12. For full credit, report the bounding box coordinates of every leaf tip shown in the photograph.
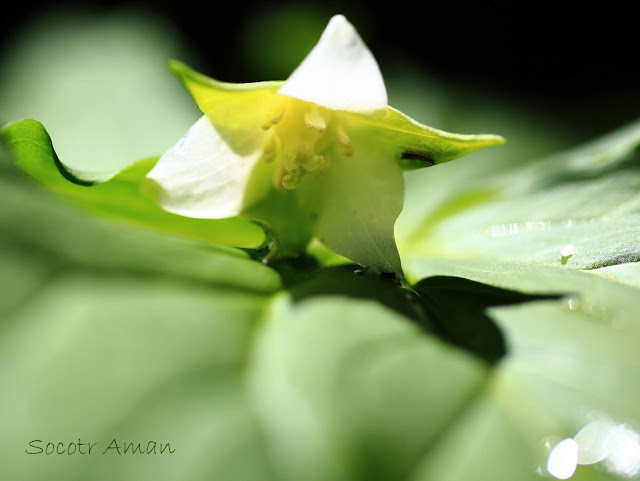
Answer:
[488,134,507,146]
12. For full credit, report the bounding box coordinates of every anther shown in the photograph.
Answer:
[302,154,325,172]
[282,151,299,171]
[261,104,286,130]
[336,125,353,156]
[261,135,278,162]
[304,108,326,132]
[281,167,303,190]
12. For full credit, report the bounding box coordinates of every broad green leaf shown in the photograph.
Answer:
[410,392,540,481]
[248,295,488,481]
[4,132,638,481]
[398,115,640,479]
[281,263,555,364]
[406,258,640,425]
[400,119,640,270]
[404,258,640,317]
[2,14,639,481]
[0,141,280,481]
[588,261,640,287]
[1,120,266,249]
[0,278,276,481]
[0,147,280,295]
[404,259,640,481]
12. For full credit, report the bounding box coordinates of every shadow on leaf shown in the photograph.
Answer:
[273,260,561,364]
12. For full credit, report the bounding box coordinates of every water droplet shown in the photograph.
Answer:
[575,419,614,465]
[543,418,640,478]
[604,425,640,477]
[487,216,613,238]
[567,296,580,311]
[547,438,579,479]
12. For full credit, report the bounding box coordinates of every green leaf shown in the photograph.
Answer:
[3,137,638,480]
[1,119,266,249]
[396,119,640,480]
[0,148,488,480]
[0,145,280,295]
[412,276,557,364]
[588,261,640,286]
[248,294,488,481]
[400,119,640,270]
[0,142,281,480]
[402,262,640,481]
[2,16,638,481]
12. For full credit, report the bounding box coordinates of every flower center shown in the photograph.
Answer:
[260,97,353,190]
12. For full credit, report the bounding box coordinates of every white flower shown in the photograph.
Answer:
[146,15,503,273]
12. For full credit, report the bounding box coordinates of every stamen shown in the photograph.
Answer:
[304,108,326,132]
[282,151,299,171]
[272,161,285,190]
[281,167,303,190]
[261,103,286,130]
[336,125,353,156]
[302,154,325,172]
[261,135,278,162]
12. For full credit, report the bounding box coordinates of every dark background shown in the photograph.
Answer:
[1,0,638,137]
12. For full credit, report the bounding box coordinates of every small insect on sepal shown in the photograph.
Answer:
[398,150,436,170]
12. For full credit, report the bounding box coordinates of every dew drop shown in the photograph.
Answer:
[547,438,579,479]
[604,425,640,477]
[575,419,614,465]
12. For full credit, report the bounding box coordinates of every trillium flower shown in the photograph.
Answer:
[146,14,504,274]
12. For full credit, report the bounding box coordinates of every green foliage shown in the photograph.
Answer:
[3,116,640,481]
[1,119,265,249]
[1,12,639,481]
[400,119,640,272]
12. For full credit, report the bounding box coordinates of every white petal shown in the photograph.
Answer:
[547,438,579,479]
[146,116,260,219]
[278,14,387,113]
[295,121,403,273]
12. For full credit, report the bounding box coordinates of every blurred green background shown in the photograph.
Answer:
[2,3,640,481]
